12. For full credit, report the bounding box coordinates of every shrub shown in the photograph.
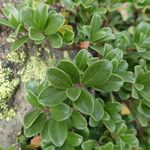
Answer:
[23,48,149,150]
[0,0,150,149]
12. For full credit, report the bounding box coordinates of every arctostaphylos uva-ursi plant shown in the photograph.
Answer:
[22,48,146,150]
[0,1,74,51]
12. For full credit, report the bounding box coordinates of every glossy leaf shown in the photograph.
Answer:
[82,60,112,87]
[75,49,89,71]
[57,60,80,83]
[48,33,62,48]
[70,111,87,130]
[23,110,41,128]
[29,27,45,41]
[49,119,68,147]
[67,132,83,147]
[38,86,67,106]
[46,68,73,89]
[51,103,72,121]
[44,14,64,35]
[66,87,81,101]
[92,99,104,121]
[81,140,96,150]
[74,88,94,115]
[24,113,46,137]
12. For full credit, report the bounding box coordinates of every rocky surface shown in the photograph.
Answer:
[0,84,32,149]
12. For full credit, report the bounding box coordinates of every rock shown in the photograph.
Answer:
[0,83,32,149]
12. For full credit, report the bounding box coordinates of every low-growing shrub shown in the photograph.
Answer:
[0,0,150,149]
[23,48,150,150]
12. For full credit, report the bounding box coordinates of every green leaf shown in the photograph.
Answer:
[75,49,90,71]
[38,86,67,106]
[46,68,73,89]
[34,3,49,30]
[49,119,68,147]
[0,146,3,150]
[41,120,51,142]
[66,87,81,101]
[82,60,112,87]
[104,119,116,132]
[60,142,75,150]
[119,71,135,83]
[7,144,16,150]
[27,90,43,108]
[57,60,80,83]
[74,88,94,115]
[105,48,123,62]
[89,117,100,127]
[29,27,45,41]
[120,134,139,146]
[95,142,114,150]
[10,36,29,51]
[92,99,104,121]
[70,111,87,130]
[48,33,62,48]
[24,113,46,137]
[81,140,96,150]
[3,5,20,28]
[0,18,13,27]
[94,74,124,92]
[90,14,102,41]
[51,103,72,121]
[82,0,94,8]
[138,102,150,116]
[23,110,41,128]
[115,123,127,135]
[43,146,55,150]
[102,111,110,121]
[67,132,83,147]
[136,112,148,127]
[63,29,74,43]
[137,72,150,102]
[44,14,64,35]
[91,30,106,42]
[105,102,121,114]
[21,6,34,26]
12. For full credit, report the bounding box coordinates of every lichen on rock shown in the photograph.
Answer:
[0,61,19,120]
[0,49,27,120]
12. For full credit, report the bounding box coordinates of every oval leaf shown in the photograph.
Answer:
[48,33,62,48]
[46,68,73,89]
[75,49,90,71]
[81,140,96,150]
[70,111,87,130]
[44,14,65,35]
[74,88,94,115]
[67,132,83,147]
[38,86,67,106]
[82,60,113,87]
[49,119,68,147]
[29,27,45,41]
[92,99,104,121]
[94,74,124,92]
[51,103,72,121]
[23,110,41,128]
[57,60,80,83]
[66,87,81,101]
[24,113,46,138]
